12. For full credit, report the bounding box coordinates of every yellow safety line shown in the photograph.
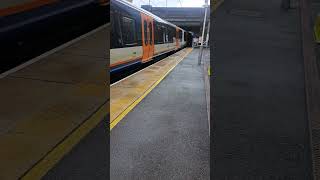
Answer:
[21,102,108,180]
[110,48,193,130]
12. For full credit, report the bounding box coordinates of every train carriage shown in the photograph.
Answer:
[111,0,190,74]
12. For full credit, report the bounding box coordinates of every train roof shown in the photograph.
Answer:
[116,0,184,31]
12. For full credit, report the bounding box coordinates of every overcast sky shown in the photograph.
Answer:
[132,0,210,7]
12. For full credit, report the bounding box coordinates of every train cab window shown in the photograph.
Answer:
[148,22,152,45]
[144,20,148,45]
[179,30,182,40]
[121,16,136,45]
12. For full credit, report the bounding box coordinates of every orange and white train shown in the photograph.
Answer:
[111,0,192,73]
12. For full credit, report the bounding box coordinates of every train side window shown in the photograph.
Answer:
[163,27,167,43]
[111,10,116,48]
[144,20,148,45]
[121,16,136,46]
[168,27,174,43]
[166,26,170,43]
[149,22,152,45]
[155,23,165,44]
[155,24,159,43]
[111,10,123,48]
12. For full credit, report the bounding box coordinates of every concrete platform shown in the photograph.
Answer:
[0,24,108,180]
[212,0,313,179]
[110,48,210,179]
[110,48,192,128]
[43,118,109,180]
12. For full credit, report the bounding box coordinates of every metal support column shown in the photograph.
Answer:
[198,0,209,65]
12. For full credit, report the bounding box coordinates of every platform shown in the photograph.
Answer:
[110,48,210,179]
[0,24,108,180]
[110,48,192,128]
[212,0,313,179]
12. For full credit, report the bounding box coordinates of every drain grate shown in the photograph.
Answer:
[228,9,264,18]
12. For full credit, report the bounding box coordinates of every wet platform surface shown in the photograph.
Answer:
[212,0,313,179]
[0,25,108,179]
[110,49,210,179]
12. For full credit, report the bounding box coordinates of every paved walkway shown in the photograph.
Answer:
[43,119,109,180]
[110,49,210,179]
[212,0,313,178]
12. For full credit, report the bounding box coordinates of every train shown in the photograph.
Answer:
[110,0,193,74]
[0,0,109,73]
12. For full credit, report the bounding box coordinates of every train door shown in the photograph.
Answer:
[148,17,154,58]
[181,31,184,47]
[141,13,154,62]
[176,28,180,50]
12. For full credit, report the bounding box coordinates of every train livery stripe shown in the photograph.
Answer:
[110,43,184,71]
[111,45,143,68]
[111,61,141,73]
[0,0,59,17]
[110,56,142,68]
